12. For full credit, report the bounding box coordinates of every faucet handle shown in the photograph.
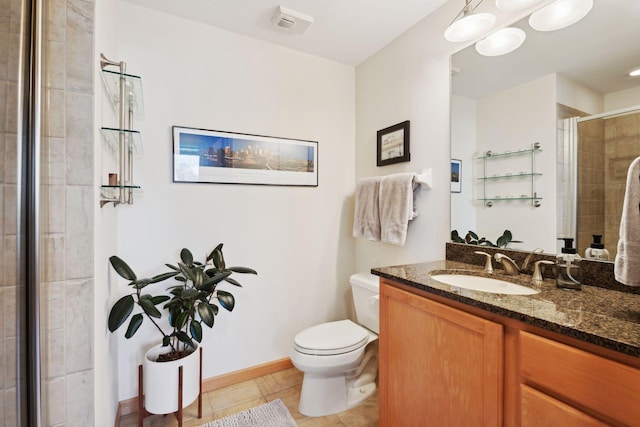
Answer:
[533,260,555,284]
[474,251,493,273]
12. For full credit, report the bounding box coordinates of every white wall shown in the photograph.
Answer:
[111,2,356,400]
[354,0,538,270]
[556,73,603,115]
[451,94,477,235]
[605,86,640,111]
[475,75,557,252]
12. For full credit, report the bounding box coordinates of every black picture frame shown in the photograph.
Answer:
[451,159,462,193]
[377,120,410,167]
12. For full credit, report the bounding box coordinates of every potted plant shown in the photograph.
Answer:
[108,243,257,415]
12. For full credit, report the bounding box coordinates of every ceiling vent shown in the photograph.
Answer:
[271,6,314,34]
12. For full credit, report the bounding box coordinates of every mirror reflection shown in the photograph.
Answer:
[450,0,640,260]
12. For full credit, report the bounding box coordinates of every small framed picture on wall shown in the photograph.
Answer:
[451,159,461,193]
[377,121,410,166]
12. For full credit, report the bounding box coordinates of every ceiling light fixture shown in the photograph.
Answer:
[444,0,496,43]
[495,0,545,13]
[629,68,640,78]
[475,27,526,56]
[529,0,593,32]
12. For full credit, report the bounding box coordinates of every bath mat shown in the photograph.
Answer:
[198,398,298,427]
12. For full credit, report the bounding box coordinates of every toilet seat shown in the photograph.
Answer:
[294,320,369,356]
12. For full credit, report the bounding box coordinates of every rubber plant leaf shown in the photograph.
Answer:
[198,302,215,327]
[178,262,198,285]
[209,244,225,269]
[190,320,203,343]
[150,295,170,306]
[108,294,135,332]
[125,313,143,338]
[228,266,258,275]
[175,311,190,331]
[223,277,243,287]
[150,271,178,284]
[180,248,194,266]
[109,256,137,281]
[175,331,194,348]
[217,290,235,312]
[203,271,232,287]
[139,297,161,318]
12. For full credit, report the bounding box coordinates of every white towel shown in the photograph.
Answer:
[379,173,418,246]
[615,156,640,286]
[353,177,382,241]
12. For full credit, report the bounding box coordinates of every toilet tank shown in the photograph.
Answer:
[350,273,380,333]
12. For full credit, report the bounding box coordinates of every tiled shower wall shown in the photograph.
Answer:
[1,0,95,425]
[576,118,605,257]
[41,0,95,425]
[2,0,20,423]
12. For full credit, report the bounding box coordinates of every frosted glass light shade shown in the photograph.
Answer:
[495,0,545,13]
[629,68,640,77]
[444,12,496,42]
[529,0,593,32]
[475,27,526,56]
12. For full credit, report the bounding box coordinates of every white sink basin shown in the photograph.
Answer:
[430,274,539,295]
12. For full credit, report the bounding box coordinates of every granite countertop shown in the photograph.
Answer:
[372,260,640,358]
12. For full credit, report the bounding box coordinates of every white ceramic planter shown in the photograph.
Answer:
[143,343,201,415]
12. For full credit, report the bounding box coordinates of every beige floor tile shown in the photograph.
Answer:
[206,379,263,411]
[336,393,378,426]
[210,397,267,420]
[255,367,304,396]
[264,383,306,420]
[297,414,348,427]
[120,368,378,427]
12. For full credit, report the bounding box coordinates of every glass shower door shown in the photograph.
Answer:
[2,0,38,425]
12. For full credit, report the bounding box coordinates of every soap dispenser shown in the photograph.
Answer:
[585,234,610,261]
[556,238,581,290]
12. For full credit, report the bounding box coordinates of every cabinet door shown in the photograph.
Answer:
[379,282,503,427]
[521,385,608,427]
[520,331,640,426]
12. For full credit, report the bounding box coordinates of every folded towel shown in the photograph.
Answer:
[379,173,418,246]
[353,177,382,241]
[615,156,640,286]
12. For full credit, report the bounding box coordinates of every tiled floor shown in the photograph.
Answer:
[119,367,378,426]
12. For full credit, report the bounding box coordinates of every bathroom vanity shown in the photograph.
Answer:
[373,259,640,427]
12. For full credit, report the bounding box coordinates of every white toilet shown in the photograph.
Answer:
[291,272,379,417]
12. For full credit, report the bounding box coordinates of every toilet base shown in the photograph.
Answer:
[298,347,377,417]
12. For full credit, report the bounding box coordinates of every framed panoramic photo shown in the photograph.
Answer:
[451,159,461,193]
[377,120,410,166]
[172,126,318,187]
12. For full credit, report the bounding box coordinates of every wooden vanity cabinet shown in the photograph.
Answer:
[520,331,640,426]
[379,279,640,427]
[379,281,504,426]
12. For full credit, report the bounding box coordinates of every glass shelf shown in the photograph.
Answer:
[100,184,141,189]
[478,197,543,201]
[100,127,143,155]
[101,69,145,116]
[477,147,542,159]
[478,172,542,180]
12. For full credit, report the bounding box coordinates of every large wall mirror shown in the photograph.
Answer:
[450,0,640,261]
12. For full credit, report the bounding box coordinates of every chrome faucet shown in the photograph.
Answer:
[494,253,520,276]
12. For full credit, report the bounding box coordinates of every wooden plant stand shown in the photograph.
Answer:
[137,347,203,427]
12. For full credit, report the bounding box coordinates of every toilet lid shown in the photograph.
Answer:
[294,320,370,356]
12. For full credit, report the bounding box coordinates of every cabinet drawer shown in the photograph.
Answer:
[520,331,640,426]
[521,384,608,427]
